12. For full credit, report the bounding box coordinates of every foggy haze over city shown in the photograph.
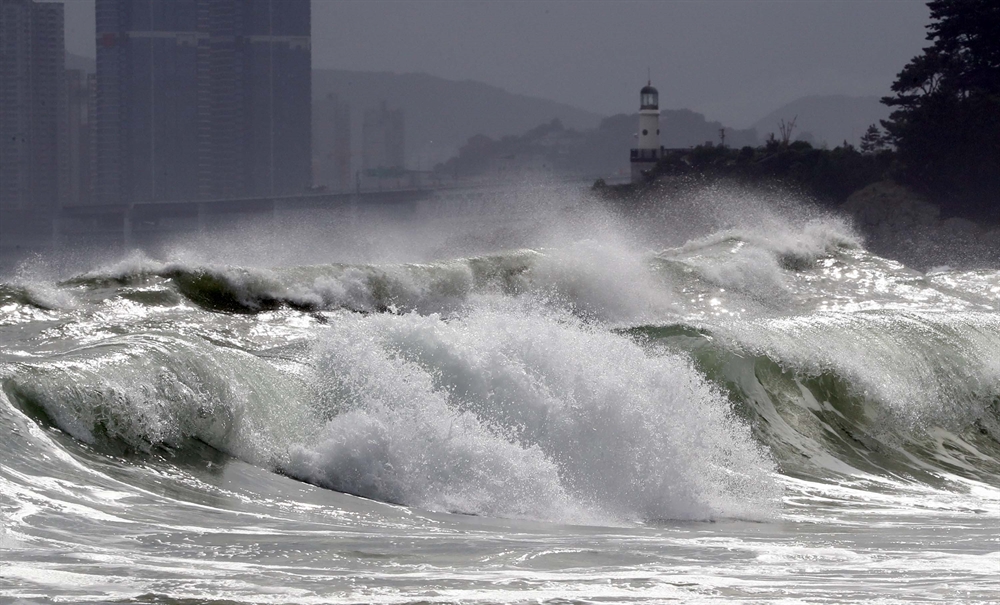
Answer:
[62,0,930,127]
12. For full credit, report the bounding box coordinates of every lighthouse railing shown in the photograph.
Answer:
[630,148,661,161]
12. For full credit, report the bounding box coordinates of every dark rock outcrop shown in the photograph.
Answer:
[841,181,999,269]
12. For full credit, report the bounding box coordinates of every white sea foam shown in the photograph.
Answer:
[77,249,171,282]
[673,216,859,266]
[3,256,78,310]
[689,245,792,302]
[647,215,860,310]
[4,300,780,524]
[523,240,676,322]
[286,300,781,523]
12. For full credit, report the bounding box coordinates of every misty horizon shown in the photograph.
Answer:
[60,0,930,128]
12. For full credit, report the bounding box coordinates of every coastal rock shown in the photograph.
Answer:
[940,217,982,239]
[841,181,939,231]
[841,180,998,268]
[980,227,1000,245]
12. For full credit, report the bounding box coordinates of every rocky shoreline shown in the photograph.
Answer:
[840,181,999,270]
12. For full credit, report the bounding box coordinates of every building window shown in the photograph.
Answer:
[642,129,648,136]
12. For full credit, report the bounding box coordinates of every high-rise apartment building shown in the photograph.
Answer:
[240,0,311,198]
[63,68,92,206]
[313,92,351,191]
[0,0,65,212]
[94,0,311,204]
[95,0,200,204]
[362,101,405,172]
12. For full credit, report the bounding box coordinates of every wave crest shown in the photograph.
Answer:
[286,303,781,522]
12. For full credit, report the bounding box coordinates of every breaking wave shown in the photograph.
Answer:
[1,302,782,524]
[1,210,997,527]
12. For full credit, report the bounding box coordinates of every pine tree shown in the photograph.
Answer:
[881,0,1000,219]
[859,124,888,155]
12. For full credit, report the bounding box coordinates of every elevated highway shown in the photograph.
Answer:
[0,182,552,266]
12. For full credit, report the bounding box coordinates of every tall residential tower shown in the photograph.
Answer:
[362,101,405,173]
[0,0,65,212]
[94,0,311,204]
[313,92,351,191]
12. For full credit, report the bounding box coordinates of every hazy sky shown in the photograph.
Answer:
[62,0,931,127]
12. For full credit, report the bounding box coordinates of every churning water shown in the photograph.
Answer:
[1,184,998,603]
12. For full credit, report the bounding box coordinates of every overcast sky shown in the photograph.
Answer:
[62,0,930,127]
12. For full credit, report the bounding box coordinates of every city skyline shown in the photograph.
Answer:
[62,0,931,127]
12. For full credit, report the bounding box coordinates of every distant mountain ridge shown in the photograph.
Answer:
[71,53,877,174]
[313,69,603,169]
[752,95,889,147]
[437,111,759,180]
[62,58,603,170]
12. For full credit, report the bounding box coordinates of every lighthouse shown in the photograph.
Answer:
[630,81,662,183]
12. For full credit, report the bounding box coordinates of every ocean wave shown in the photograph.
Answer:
[49,217,862,321]
[0,303,782,524]
[668,216,860,269]
[631,310,1000,485]
[65,250,539,314]
[1,260,77,311]
[62,244,679,322]
[1,334,312,465]
[286,301,780,523]
[0,283,72,311]
[3,219,997,524]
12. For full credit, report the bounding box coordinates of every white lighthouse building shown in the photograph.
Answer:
[630,81,663,183]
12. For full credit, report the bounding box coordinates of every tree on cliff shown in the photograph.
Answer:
[881,0,1000,219]
[859,125,889,155]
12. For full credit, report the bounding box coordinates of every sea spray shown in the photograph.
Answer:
[286,299,781,522]
[526,240,678,323]
[2,181,999,603]
[0,298,782,523]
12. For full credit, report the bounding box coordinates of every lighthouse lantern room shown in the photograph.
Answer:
[630,81,663,183]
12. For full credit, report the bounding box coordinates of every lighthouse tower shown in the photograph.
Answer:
[630,81,662,183]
